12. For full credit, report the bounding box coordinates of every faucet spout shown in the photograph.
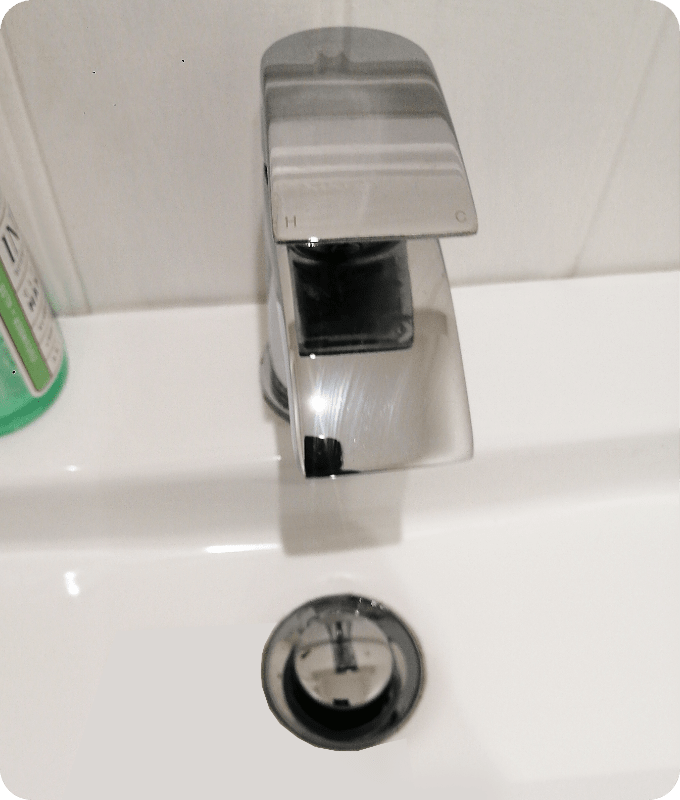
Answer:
[260,28,476,477]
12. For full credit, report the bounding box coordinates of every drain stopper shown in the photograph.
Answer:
[262,595,423,750]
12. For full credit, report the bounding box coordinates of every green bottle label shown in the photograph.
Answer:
[0,201,64,399]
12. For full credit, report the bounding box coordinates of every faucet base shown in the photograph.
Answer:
[261,238,474,476]
[260,345,289,423]
[262,346,353,477]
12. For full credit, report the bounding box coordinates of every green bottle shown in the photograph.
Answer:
[0,186,67,436]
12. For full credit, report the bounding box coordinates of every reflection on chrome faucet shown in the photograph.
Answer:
[259,27,477,477]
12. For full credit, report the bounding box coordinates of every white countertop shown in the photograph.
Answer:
[1,270,677,492]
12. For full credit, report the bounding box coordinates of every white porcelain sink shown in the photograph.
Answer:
[0,271,678,800]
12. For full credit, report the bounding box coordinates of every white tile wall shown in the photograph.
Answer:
[0,0,678,315]
[0,34,88,312]
[576,7,680,276]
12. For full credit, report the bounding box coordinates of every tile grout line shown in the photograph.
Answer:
[569,6,670,277]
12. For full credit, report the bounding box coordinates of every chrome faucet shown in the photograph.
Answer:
[260,27,476,477]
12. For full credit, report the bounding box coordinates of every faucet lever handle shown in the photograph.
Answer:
[261,27,477,243]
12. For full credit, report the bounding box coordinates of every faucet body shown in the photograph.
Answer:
[260,28,476,477]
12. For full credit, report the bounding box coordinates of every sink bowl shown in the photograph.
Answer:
[0,271,678,800]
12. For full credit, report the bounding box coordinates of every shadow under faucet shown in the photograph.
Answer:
[271,414,406,556]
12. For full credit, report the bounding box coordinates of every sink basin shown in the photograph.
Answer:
[0,271,678,800]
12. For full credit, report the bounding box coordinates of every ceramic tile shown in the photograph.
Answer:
[1,0,676,311]
[575,8,680,276]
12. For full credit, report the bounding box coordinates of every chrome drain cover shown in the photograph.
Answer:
[261,595,423,750]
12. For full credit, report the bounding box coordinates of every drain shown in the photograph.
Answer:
[261,595,423,750]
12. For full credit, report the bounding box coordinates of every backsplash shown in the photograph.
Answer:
[0,0,678,315]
